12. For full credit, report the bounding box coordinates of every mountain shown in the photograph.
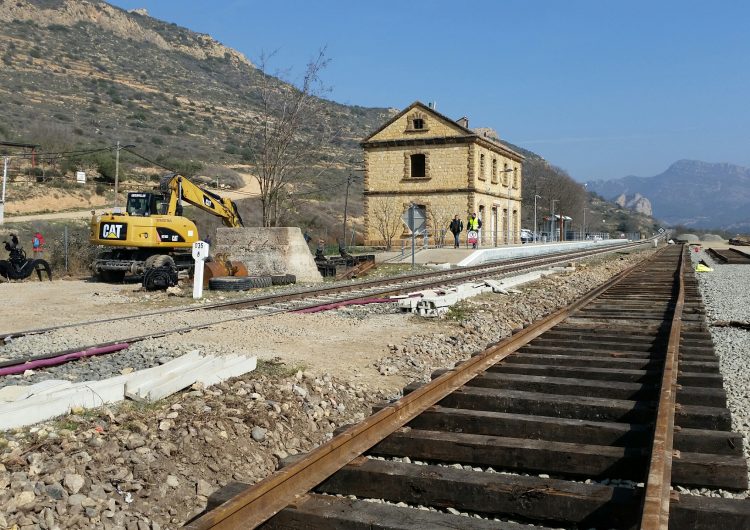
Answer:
[614,193,652,216]
[587,160,750,232]
[0,0,393,166]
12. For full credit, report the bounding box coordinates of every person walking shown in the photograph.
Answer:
[449,215,463,248]
[467,212,482,249]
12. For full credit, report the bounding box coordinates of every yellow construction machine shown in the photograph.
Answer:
[90,173,244,289]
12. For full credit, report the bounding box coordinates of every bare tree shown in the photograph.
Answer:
[521,158,585,231]
[245,49,334,226]
[369,196,404,249]
[428,203,453,247]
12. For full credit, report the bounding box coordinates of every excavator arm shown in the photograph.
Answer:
[165,175,244,228]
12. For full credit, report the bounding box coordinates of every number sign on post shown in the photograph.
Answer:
[192,241,209,299]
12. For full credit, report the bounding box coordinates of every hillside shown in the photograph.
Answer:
[0,0,392,165]
[587,160,750,232]
[0,0,657,242]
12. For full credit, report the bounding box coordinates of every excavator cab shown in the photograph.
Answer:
[125,192,168,217]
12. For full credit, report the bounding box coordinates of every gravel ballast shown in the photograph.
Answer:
[2,247,684,529]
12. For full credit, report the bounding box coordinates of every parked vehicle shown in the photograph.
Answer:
[520,229,534,243]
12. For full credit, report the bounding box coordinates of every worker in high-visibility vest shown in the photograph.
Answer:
[467,213,482,249]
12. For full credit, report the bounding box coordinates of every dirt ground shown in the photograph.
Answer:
[0,277,441,391]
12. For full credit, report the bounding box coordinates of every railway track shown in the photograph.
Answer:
[186,244,749,529]
[706,247,750,264]
[0,241,648,372]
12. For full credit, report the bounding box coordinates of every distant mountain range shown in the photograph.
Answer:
[586,160,750,233]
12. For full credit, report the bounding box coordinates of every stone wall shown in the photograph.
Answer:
[214,227,322,282]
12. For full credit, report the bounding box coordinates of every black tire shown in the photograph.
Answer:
[98,270,126,283]
[271,274,287,286]
[151,255,175,269]
[247,275,272,288]
[285,273,296,284]
[209,276,253,291]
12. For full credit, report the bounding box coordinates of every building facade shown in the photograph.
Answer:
[362,101,524,247]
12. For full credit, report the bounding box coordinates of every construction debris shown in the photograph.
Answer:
[0,350,257,429]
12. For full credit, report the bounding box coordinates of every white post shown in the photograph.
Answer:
[533,194,541,243]
[192,241,209,299]
[0,157,7,225]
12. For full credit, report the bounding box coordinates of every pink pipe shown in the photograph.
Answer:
[0,343,130,377]
[294,298,394,314]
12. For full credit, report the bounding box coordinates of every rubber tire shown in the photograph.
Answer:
[208,276,253,291]
[99,270,126,283]
[247,275,272,288]
[285,274,296,284]
[271,274,287,286]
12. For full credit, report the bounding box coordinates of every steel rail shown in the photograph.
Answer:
[0,242,653,373]
[640,245,686,529]
[184,246,667,530]
[0,240,647,343]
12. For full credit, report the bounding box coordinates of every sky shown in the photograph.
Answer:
[108,0,750,182]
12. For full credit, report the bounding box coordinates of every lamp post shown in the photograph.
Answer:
[533,194,541,243]
[551,199,559,242]
[582,208,588,240]
[500,168,515,244]
[113,142,135,210]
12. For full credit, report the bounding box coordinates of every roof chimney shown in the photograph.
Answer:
[457,116,469,128]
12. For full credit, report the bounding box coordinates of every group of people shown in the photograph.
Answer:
[449,213,482,249]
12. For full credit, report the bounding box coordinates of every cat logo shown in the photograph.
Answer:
[100,223,127,240]
[203,197,214,209]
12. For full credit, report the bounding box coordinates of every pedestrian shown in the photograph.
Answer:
[467,212,482,249]
[32,231,45,257]
[449,215,463,248]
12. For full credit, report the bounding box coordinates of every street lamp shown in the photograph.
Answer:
[533,194,542,243]
[551,199,559,242]
[500,168,515,244]
[582,208,588,240]
[113,142,135,210]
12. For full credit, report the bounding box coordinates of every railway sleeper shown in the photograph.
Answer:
[427,387,732,430]
[501,353,720,373]
[368,428,748,490]
[388,405,744,456]
[455,372,726,408]
[258,493,543,530]
[308,458,750,530]
[487,363,724,388]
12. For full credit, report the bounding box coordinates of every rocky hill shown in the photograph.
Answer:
[0,0,392,167]
[614,193,653,216]
[0,0,658,240]
[587,160,750,232]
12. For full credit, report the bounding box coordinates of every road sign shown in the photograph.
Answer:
[401,204,425,234]
[192,241,209,299]
[76,171,86,184]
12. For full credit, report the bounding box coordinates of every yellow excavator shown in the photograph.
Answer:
[90,173,243,289]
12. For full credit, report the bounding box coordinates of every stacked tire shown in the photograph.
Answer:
[208,276,254,291]
[208,274,296,291]
[271,274,296,286]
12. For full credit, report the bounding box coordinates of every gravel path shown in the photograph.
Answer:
[689,248,750,498]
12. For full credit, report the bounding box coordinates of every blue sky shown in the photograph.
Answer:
[109,0,750,181]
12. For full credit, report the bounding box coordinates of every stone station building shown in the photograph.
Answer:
[361,101,524,247]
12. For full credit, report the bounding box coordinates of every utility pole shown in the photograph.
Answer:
[113,142,135,210]
[342,174,353,250]
[0,157,8,225]
[114,141,121,210]
[533,194,541,243]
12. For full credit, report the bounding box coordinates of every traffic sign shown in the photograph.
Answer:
[401,204,426,234]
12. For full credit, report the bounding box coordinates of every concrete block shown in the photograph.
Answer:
[214,227,323,282]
